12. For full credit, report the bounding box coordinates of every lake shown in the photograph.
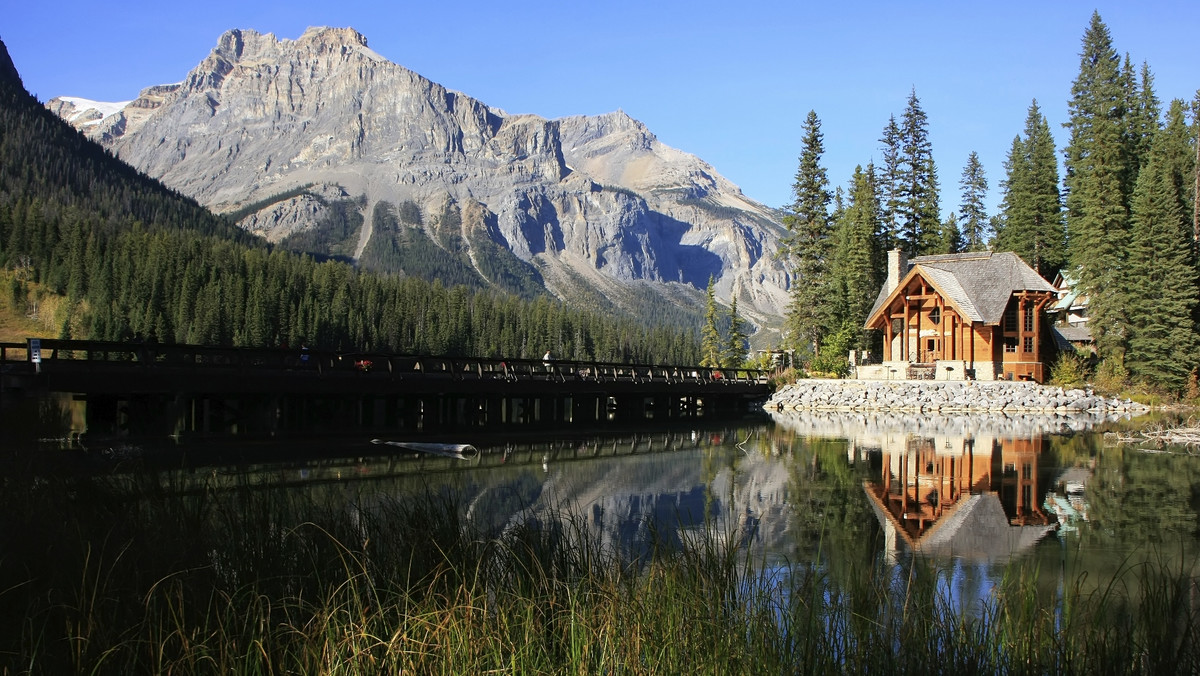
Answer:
[24,406,1191,577]
[4,403,1197,672]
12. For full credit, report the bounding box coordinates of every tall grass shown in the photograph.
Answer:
[1,467,1198,674]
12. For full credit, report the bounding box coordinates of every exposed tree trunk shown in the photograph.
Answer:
[1194,135,1199,253]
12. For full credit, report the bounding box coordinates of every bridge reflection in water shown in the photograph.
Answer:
[0,339,769,441]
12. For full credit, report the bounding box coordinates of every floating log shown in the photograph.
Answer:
[370,439,480,459]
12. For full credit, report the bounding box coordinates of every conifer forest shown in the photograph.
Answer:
[779,12,1199,394]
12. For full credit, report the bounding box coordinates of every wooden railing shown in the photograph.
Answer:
[1,338,768,387]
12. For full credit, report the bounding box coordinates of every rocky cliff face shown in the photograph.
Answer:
[48,27,791,332]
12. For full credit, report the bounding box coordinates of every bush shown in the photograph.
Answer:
[1094,357,1130,395]
[1049,351,1091,388]
[807,324,855,378]
[768,366,806,388]
[809,350,849,378]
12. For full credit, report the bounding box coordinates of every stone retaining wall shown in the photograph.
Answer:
[766,379,1149,414]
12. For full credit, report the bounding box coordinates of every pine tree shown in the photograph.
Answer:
[1064,12,1135,363]
[994,100,1066,276]
[958,151,990,250]
[1124,99,1198,391]
[934,212,962,254]
[897,90,941,256]
[829,164,884,348]
[723,294,748,368]
[1193,90,1200,252]
[877,116,903,250]
[782,110,834,356]
[1130,61,1161,171]
[700,275,722,368]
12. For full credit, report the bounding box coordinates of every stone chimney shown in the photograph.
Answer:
[886,248,908,294]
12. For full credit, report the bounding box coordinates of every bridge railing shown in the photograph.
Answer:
[0,342,27,365]
[6,338,769,386]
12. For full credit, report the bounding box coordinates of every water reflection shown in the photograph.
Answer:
[769,409,1128,563]
[14,403,1179,571]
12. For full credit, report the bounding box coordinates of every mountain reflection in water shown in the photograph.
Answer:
[62,407,1150,567]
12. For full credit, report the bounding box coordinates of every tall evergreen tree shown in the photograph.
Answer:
[1124,100,1199,391]
[958,151,990,250]
[995,100,1066,276]
[897,89,941,257]
[700,275,722,368]
[1064,12,1135,363]
[877,116,903,250]
[934,212,962,254]
[723,294,748,369]
[829,164,884,348]
[1130,61,1161,171]
[1193,90,1200,252]
[782,110,834,356]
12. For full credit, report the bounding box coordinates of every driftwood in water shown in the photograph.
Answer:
[370,439,480,459]
[1106,421,1200,452]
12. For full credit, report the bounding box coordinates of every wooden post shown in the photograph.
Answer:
[884,310,894,361]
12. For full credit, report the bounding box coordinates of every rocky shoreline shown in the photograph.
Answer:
[766,379,1151,415]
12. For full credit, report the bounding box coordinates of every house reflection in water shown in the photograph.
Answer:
[862,432,1055,562]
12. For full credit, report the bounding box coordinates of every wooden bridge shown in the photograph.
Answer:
[0,339,770,440]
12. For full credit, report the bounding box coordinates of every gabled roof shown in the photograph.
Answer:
[866,251,1057,328]
[1050,268,1088,313]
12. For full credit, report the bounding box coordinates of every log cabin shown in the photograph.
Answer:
[861,250,1058,382]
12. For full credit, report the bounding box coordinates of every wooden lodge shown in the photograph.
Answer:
[861,250,1058,383]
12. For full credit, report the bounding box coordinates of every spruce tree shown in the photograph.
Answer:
[995,100,1065,276]
[700,275,722,368]
[1130,61,1161,171]
[1064,12,1135,363]
[877,116,903,250]
[958,151,990,250]
[1124,99,1198,391]
[782,110,834,357]
[723,294,748,368]
[830,164,884,348]
[1193,90,1200,251]
[897,89,941,257]
[934,212,962,254]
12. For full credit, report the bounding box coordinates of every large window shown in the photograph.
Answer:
[929,306,941,325]
[1024,304,1035,332]
[1023,336,1034,353]
[1004,303,1018,332]
[1004,337,1018,353]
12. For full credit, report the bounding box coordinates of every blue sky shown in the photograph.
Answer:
[3,1,1197,216]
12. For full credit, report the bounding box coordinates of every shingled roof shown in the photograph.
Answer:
[866,251,1057,327]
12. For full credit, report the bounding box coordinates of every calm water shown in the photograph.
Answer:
[7,404,1195,588]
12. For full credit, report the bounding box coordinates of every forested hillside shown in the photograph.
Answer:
[0,40,700,364]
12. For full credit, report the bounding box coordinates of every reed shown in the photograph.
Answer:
[1,469,1198,674]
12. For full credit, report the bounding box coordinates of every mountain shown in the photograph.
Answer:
[48,27,791,335]
[0,35,704,362]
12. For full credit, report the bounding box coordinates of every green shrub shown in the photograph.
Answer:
[1049,350,1091,388]
[1094,356,1130,395]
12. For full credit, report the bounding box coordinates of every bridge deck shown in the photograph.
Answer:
[1,339,768,398]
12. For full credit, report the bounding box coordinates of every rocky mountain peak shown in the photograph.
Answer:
[45,27,792,337]
[297,26,370,48]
